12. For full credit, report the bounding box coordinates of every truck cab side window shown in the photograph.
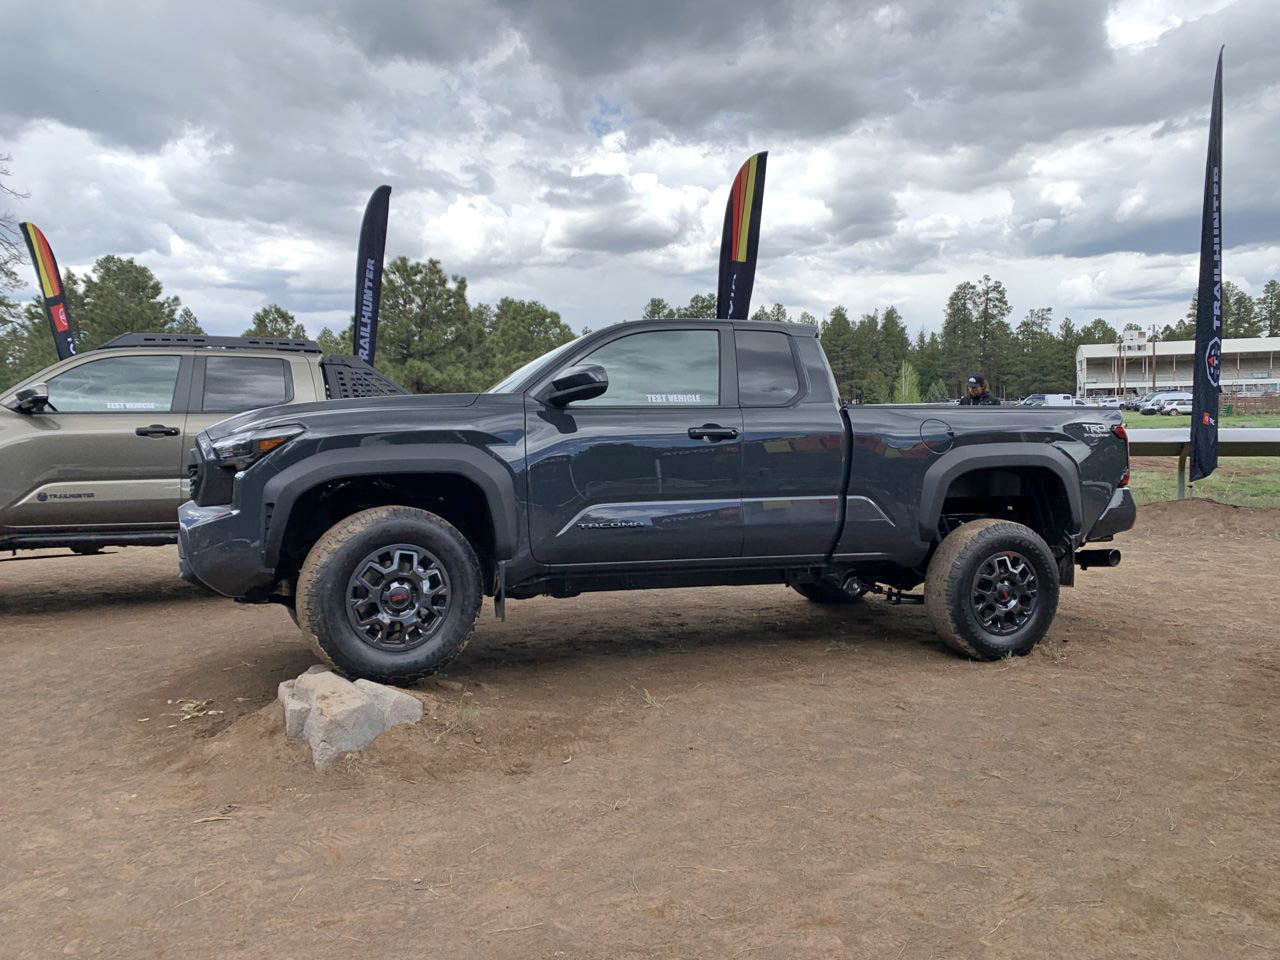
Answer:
[573,329,719,406]
[736,330,799,406]
[202,357,292,412]
[44,355,181,412]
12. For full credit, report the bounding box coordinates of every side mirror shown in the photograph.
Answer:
[15,382,51,413]
[546,364,608,407]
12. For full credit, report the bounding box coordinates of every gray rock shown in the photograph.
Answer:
[278,678,310,739]
[276,668,425,770]
[354,679,424,728]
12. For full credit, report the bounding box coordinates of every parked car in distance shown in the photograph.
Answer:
[0,334,405,554]
[1095,397,1122,409]
[1019,393,1076,407]
[1164,399,1193,416]
[1124,392,1160,411]
[1140,391,1191,415]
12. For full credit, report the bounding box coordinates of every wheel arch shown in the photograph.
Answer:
[261,445,519,577]
[920,444,1082,547]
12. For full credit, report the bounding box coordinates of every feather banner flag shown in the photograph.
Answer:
[1190,48,1224,483]
[19,222,76,360]
[715,152,767,320]
[353,185,391,364]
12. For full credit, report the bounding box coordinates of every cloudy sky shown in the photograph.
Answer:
[2,0,1276,340]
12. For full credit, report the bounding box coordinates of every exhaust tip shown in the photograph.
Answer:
[1076,548,1121,569]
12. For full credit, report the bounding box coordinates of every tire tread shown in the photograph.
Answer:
[294,505,482,684]
[924,519,1057,659]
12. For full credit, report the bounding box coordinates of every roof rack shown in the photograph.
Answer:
[97,333,322,353]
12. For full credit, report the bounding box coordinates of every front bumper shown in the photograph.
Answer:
[177,499,276,599]
[1086,487,1137,542]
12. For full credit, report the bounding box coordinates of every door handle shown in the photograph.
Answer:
[688,424,739,442]
[135,424,180,437]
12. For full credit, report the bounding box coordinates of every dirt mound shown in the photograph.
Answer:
[165,680,608,789]
[1127,496,1280,541]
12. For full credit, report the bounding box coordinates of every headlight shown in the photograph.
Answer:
[207,424,305,471]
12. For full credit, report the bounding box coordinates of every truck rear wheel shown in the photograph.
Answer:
[295,506,483,685]
[924,519,1059,660]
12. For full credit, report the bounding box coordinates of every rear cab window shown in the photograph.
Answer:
[200,356,293,412]
[735,330,800,406]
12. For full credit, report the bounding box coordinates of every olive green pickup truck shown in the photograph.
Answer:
[0,334,403,554]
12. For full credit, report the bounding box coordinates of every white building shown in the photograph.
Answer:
[1076,331,1280,398]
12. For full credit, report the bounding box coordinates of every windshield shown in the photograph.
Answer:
[486,335,585,393]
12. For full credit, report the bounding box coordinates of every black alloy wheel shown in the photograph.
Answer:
[970,550,1038,636]
[295,506,483,685]
[924,519,1060,660]
[345,544,452,652]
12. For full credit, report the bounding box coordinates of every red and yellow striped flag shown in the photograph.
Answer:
[19,222,77,358]
[716,152,768,319]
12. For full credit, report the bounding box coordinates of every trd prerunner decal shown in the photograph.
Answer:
[715,152,767,321]
[19,222,77,360]
[353,185,391,365]
[1190,49,1224,483]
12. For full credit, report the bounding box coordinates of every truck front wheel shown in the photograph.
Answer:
[924,519,1059,660]
[294,506,483,685]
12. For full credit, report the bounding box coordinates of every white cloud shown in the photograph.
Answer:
[1,0,1277,345]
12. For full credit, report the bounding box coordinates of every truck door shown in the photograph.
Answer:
[525,326,744,564]
[736,330,847,558]
[179,355,301,501]
[3,352,189,529]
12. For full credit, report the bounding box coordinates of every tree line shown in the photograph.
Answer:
[649,273,1280,402]
[4,246,1279,402]
[0,253,577,394]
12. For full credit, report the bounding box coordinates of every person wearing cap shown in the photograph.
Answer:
[959,374,1000,405]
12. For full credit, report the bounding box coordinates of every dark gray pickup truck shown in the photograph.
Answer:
[179,318,1135,683]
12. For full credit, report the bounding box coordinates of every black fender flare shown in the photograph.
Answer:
[260,444,519,567]
[918,443,1082,544]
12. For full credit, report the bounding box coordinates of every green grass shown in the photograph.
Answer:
[1122,411,1280,429]
[1128,455,1280,508]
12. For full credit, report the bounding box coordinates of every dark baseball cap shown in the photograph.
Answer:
[967,374,987,387]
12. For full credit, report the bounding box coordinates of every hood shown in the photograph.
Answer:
[203,392,481,439]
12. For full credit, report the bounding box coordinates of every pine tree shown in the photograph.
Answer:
[893,360,922,404]
[862,369,890,404]
[1256,279,1279,337]
[850,310,883,387]
[749,302,790,323]
[941,281,979,393]
[243,304,307,339]
[642,297,673,320]
[819,306,856,399]
[879,306,911,380]
[486,297,576,381]
[1186,282,1264,339]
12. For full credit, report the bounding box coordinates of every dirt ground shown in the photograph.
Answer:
[2,500,1278,959]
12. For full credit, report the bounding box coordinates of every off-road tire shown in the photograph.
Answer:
[295,506,483,685]
[924,519,1059,660]
[791,580,865,605]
